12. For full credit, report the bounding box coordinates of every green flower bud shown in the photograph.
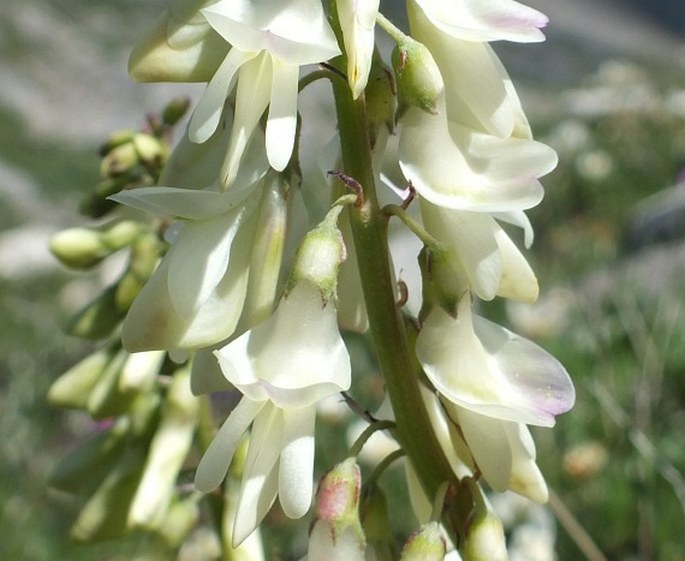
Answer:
[70,445,147,542]
[361,485,395,561]
[365,51,397,149]
[400,521,446,561]
[66,284,126,339]
[162,96,191,126]
[99,128,136,156]
[129,367,199,529]
[133,132,167,166]
[48,346,117,409]
[101,141,139,178]
[460,481,508,561]
[50,228,109,270]
[86,348,134,419]
[391,37,444,119]
[289,204,346,304]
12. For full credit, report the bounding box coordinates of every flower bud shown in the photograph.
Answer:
[289,204,346,303]
[364,51,397,149]
[308,458,366,561]
[162,96,191,126]
[391,36,444,118]
[459,482,508,561]
[400,521,446,561]
[50,228,110,270]
[129,367,199,529]
[48,346,117,409]
[132,132,167,166]
[99,128,136,156]
[101,141,139,178]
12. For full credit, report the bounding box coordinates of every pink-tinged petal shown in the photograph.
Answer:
[266,59,299,171]
[417,297,574,427]
[279,406,316,518]
[414,0,548,43]
[194,397,265,492]
[233,403,283,545]
[189,48,257,143]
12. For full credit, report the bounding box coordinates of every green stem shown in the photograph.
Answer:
[330,62,454,501]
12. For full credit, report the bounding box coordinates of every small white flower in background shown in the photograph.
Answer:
[416,295,575,427]
[188,0,340,186]
[337,0,381,99]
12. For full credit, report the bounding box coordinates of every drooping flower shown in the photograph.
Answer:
[188,0,341,186]
[414,0,549,44]
[194,280,352,543]
[195,203,352,544]
[336,0,381,99]
[419,199,539,303]
[416,295,575,427]
[111,152,294,352]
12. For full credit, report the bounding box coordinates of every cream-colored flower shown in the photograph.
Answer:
[416,295,575,427]
[337,0,381,99]
[195,280,351,543]
[188,0,341,185]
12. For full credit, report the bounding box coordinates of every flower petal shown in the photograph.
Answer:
[279,406,316,518]
[194,397,264,492]
[167,203,253,316]
[189,48,257,143]
[414,0,548,43]
[216,281,351,408]
[266,58,299,171]
[111,186,252,220]
[233,403,283,545]
[222,52,272,188]
[416,297,574,426]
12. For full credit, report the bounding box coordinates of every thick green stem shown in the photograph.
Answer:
[330,70,454,500]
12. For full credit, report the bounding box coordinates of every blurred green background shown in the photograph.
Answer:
[1,0,685,559]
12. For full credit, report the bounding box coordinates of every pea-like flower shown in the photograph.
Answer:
[188,0,341,186]
[416,295,575,427]
[195,280,352,544]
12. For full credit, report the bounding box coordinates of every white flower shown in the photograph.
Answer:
[188,0,341,185]
[420,199,539,303]
[194,280,351,544]
[414,0,549,44]
[416,295,575,427]
[113,176,274,352]
[408,0,535,139]
[449,405,549,502]
[336,0,380,99]
[398,93,556,212]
